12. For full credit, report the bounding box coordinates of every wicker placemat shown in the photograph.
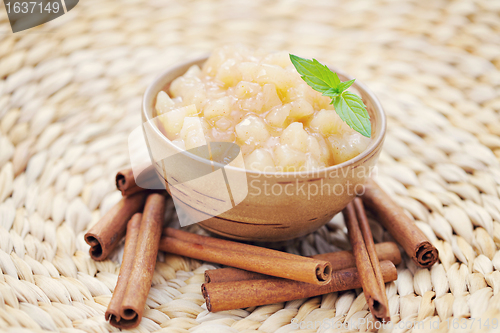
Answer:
[0,0,499,332]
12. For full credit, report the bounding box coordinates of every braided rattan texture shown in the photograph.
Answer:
[1,0,500,332]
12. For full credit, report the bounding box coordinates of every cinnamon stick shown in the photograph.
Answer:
[202,260,397,312]
[164,228,326,264]
[116,169,141,196]
[361,178,438,268]
[159,230,332,285]
[117,193,166,329]
[84,191,148,260]
[344,198,389,322]
[105,213,142,327]
[204,242,401,283]
[205,268,265,284]
[116,166,161,196]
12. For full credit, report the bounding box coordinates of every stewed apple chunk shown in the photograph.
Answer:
[235,116,270,145]
[245,149,275,171]
[159,104,198,138]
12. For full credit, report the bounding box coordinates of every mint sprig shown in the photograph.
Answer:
[289,54,371,138]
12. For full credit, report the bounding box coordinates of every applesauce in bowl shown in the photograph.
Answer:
[154,45,371,173]
[142,45,386,241]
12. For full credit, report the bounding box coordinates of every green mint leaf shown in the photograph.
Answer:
[322,87,341,99]
[322,79,355,99]
[333,92,371,138]
[290,54,371,137]
[337,79,355,93]
[289,54,340,93]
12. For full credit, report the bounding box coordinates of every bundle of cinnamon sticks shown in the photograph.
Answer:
[87,192,166,329]
[85,168,438,328]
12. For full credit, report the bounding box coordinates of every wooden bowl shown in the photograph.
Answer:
[142,56,386,241]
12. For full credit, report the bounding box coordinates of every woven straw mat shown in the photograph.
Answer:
[1,0,500,332]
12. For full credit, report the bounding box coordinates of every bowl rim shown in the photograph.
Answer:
[142,54,386,177]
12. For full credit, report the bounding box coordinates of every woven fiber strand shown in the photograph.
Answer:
[0,0,500,332]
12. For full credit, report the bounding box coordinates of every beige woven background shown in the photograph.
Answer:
[1,0,500,332]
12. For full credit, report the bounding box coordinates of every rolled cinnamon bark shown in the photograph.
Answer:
[361,178,438,268]
[202,260,397,312]
[164,228,325,264]
[116,166,161,196]
[353,199,386,293]
[105,213,142,327]
[204,242,401,283]
[344,198,389,322]
[116,168,141,196]
[163,228,332,283]
[159,235,332,285]
[118,193,166,329]
[84,191,148,260]
[205,268,265,284]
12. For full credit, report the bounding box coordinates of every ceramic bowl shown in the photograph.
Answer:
[142,55,386,241]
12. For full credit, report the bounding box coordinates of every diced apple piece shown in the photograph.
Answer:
[266,104,291,128]
[307,135,322,160]
[280,122,308,152]
[182,85,207,110]
[263,51,292,68]
[284,82,315,104]
[183,104,198,116]
[160,104,198,137]
[328,132,370,164]
[274,145,306,172]
[255,64,293,92]
[312,93,333,110]
[245,149,275,172]
[180,116,204,140]
[216,59,241,87]
[180,117,208,150]
[204,97,231,119]
[317,135,332,164]
[309,109,344,136]
[185,65,202,78]
[239,143,255,156]
[234,81,261,98]
[160,108,188,137]
[238,62,260,82]
[238,92,265,113]
[306,135,331,164]
[212,128,236,142]
[169,76,184,98]
[235,116,270,144]
[289,98,314,119]
[215,117,232,131]
[304,155,321,170]
[262,83,282,112]
[155,91,175,115]
[203,48,227,76]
